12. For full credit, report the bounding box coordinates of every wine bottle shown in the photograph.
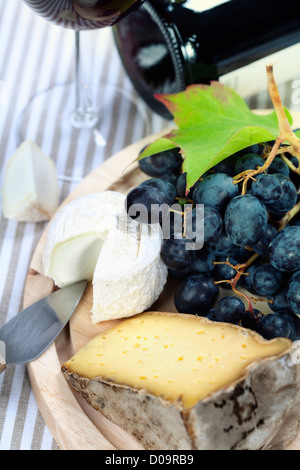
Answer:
[113,0,300,119]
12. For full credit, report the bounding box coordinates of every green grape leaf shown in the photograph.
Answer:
[139,82,293,191]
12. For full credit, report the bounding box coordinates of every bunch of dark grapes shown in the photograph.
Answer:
[125,144,300,341]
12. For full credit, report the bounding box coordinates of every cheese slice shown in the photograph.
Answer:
[2,141,59,222]
[63,312,290,409]
[43,191,126,288]
[91,222,168,323]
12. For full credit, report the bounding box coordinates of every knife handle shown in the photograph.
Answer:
[0,341,6,374]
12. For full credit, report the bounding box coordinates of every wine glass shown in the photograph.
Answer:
[19,0,150,182]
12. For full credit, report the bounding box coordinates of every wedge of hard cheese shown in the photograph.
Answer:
[62,312,300,450]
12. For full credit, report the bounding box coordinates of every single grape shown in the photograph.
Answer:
[268,156,290,176]
[251,173,282,205]
[161,236,196,271]
[258,313,291,339]
[268,226,300,272]
[224,194,268,247]
[240,309,261,332]
[185,205,223,244]
[214,296,245,323]
[174,274,219,315]
[176,173,201,198]
[206,232,235,256]
[250,223,278,257]
[234,153,265,174]
[138,147,182,177]
[125,185,170,224]
[192,173,239,212]
[176,173,189,198]
[190,249,216,274]
[140,177,176,204]
[279,310,300,340]
[268,287,291,313]
[252,263,282,296]
[287,270,300,314]
[265,173,297,214]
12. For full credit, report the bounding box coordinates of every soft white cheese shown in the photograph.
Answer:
[43,191,168,322]
[2,141,59,222]
[91,220,168,323]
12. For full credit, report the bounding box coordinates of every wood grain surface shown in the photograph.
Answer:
[23,119,300,450]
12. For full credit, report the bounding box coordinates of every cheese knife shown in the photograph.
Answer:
[0,280,87,374]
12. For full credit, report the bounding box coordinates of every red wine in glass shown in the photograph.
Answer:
[23,0,145,30]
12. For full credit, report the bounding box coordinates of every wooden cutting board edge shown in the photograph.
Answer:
[22,115,300,451]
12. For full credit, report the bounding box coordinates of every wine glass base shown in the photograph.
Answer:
[71,107,99,129]
[16,81,152,183]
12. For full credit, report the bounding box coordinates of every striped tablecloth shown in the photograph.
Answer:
[0,0,300,451]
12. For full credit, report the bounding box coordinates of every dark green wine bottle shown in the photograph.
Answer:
[113,0,300,118]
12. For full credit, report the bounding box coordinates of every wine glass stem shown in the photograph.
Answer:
[71,30,98,129]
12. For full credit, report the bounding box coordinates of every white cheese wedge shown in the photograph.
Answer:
[91,222,168,323]
[2,141,59,222]
[62,312,300,450]
[43,191,168,321]
[43,191,126,288]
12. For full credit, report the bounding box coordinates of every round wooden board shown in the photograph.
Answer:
[23,115,300,450]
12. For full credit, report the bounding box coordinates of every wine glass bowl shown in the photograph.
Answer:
[23,0,146,30]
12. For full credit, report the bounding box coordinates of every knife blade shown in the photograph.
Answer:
[0,280,87,373]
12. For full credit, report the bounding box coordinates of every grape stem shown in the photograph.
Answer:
[231,279,256,318]
[266,65,300,150]
[214,254,260,320]
[233,65,300,194]
[169,206,193,238]
[277,201,300,230]
[276,145,300,160]
[280,153,300,175]
[213,258,246,271]
[230,253,259,316]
